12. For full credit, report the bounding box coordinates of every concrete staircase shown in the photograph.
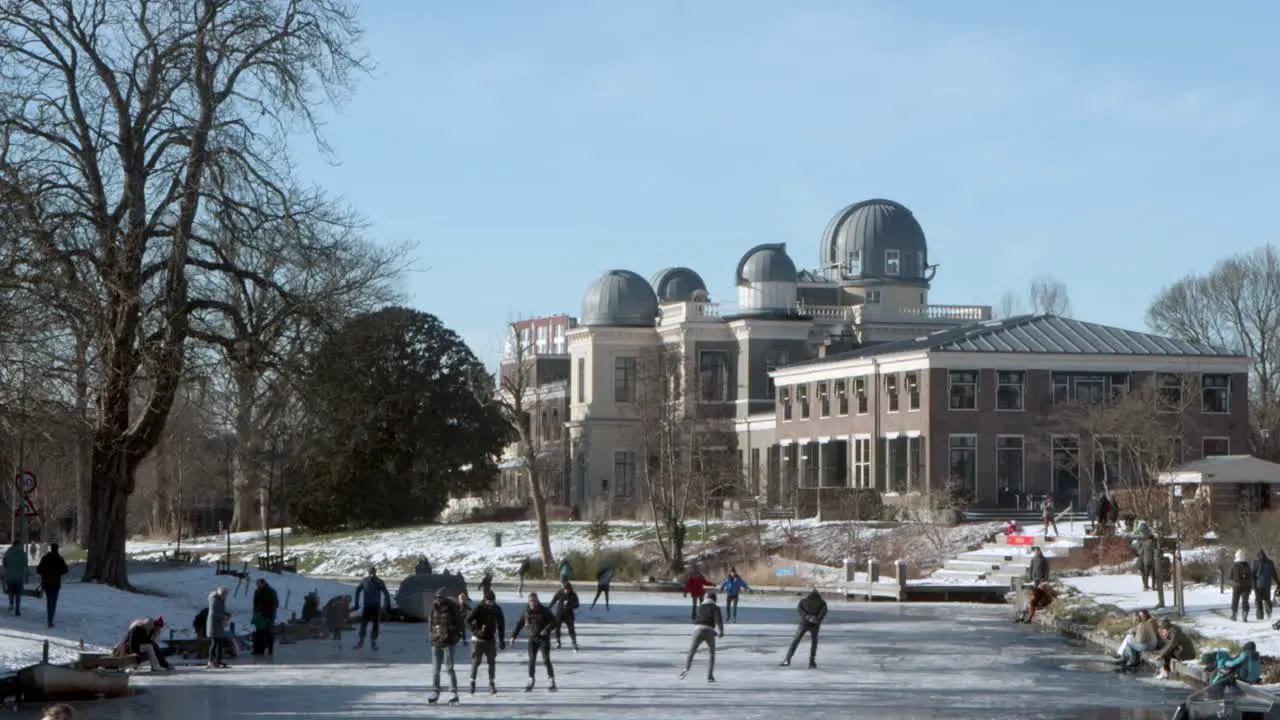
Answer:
[927,525,1097,585]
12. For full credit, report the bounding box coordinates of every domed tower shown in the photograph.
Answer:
[734,243,797,317]
[581,270,660,327]
[820,199,934,283]
[651,267,708,303]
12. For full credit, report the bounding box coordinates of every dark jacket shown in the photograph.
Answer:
[797,590,828,627]
[124,618,158,653]
[36,551,68,590]
[512,603,557,641]
[428,596,464,646]
[597,567,614,586]
[354,576,391,610]
[1231,560,1253,590]
[1254,553,1279,590]
[1029,553,1050,583]
[253,584,280,621]
[467,602,507,643]
[550,587,580,619]
[1157,625,1198,663]
[1137,536,1157,565]
[694,600,724,634]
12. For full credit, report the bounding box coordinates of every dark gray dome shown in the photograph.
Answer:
[651,267,708,303]
[820,199,931,281]
[581,269,659,327]
[735,243,797,285]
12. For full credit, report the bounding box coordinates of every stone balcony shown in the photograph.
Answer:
[858,303,992,323]
[657,301,992,327]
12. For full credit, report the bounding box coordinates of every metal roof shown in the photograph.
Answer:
[1159,455,1280,485]
[735,243,797,285]
[790,314,1246,367]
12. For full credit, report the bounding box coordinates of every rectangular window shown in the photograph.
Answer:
[996,436,1025,494]
[1073,375,1105,404]
[996,371,1024,411]
[835,379,849,415]
[576,358,585,403]
[749,448,761,495]
[540,410,549,441]
[613,451,636,498]
[551,409,560,440]
[865,289,881,304]
[1051,436,1081,507]
[1202,374,1230,413]
[1203,437,1231,457]
[764,350,788,396]
[798,384,810,419]
[1158,373,1183,410]
[698,350,730,402]
[906,372,920,411]
[885,249,901,276]
[553,325,566,354]
[885,374,899,412]
[1095,436,1122,487]
[948,371,977,410]
[853,437,871,488]
[1109,373,1129,400]
[949,435,977,497]
[780,387,792,421]
[520,327,530,349]
[817,382,830,417]
[847,250,862,275]
[535,325,547,354]
[614,357,637,403]
[854,378,868,414]
[1052,373,1070,405]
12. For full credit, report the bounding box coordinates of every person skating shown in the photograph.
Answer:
[427,588,464,705]
[781,589,827,668]
[114,616,171,671]
[558,557,573,584]
[719,568,751,623]
[323,595,351,650]
[1229,549,1252,622]
[206,586,232,668]
[252,578,279,656]
[36,543,68,628]
[458,591,472,646]
[516,558,530,597]
[4,541,27,616]
[550,580,580,651]
[591,565,613,610]
[1253,550,1279,620]
[682,568,715,622]
[479,569,494,598]
[352,566,391,649]
[679,591,724,683]
[467,589,506,695]
[511,592,558,692]
[1040,496,1058,539]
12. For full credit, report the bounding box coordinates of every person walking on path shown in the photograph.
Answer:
[1254,550,1279,620]
[1230,549,1253,622]
[550,580,580,651]
[252,578,279,656]
[679,591,724,683]
[36,543,68,628]
[1134,530,1158,592]
[781,589,827,669]
[683,568,715,622]
[511,592,558,692]
[352,566,391,649]
[466,589,506,695]
[718,568,751,623]
[516,558,530,597]
[1040,496,1059,539]
[206,586,232,668]
[4,542,27,616]
[591,565,613,610]
[428,588,464,705]
[1029,547,1050,585]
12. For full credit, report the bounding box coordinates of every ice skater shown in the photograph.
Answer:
[466,589,506,695]
[591,565,613,610]
[352,566,391,650]
[719,568,750,623]
[428,588,464,705]
[680,591,724,683]
[550,580,580,651]
[781,589,827,669]
[683,568,715,621]
[511,592,558,692]
[458,591,472,646]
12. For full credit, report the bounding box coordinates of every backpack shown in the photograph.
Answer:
[1234,563,1252,586]
[429,600,461,646]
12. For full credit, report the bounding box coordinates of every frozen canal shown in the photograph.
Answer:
[21,592,1184,719]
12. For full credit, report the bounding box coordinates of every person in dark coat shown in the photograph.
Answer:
[466,589,506,695]
[1040,496,1059,539]
[116,616,171,671]
[479,570,494,598]
[193,607,209,640]
[1029,547,1050,584]
[1253,550,1279,620]
[511,592,558,692]
[680,591,724,683]
[35,544,68,628]
[351,566,391,650]
[550,580,580,651]
[251,578,280,656]
[427,588,464,704]
[781,589,827,668]
[1230,549,1253,622]
[591,566,613,610]
[516,558,530,597]
[1135,532,1158,592]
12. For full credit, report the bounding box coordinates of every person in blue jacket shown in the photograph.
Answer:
[719,568,751,623]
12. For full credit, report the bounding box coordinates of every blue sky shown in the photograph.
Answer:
[291,1,1280,365]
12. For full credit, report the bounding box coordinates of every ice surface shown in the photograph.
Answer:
[12,592,1186,719]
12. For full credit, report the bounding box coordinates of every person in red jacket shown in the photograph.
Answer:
[682,569,715,621]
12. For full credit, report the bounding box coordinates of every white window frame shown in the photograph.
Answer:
[817,381,830,417]
[835,379,849,416]
[1202,436,1231,457]
[1202,374,1230,414]
[780,387,792,421]
[996,371,1025,411]
[884,374,899,413]
[613,451,636,498]
[948,371,978,411]
[995,435,1025,493]
[854,377,868,414]
[852,437,872,489]
[906,372,920,411]
[884,249,901,276]
[865,289,881,304]
[798,384,810,419]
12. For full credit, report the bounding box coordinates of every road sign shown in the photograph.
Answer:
[14,471,36,495]
[774,567,796,578]
[14,497,38,518]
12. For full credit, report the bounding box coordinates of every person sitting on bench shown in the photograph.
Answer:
[114,616,172,672]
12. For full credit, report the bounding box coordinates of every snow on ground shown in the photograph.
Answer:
[0,565,352,672]
[14,592,1186,719]
[1063,573,1279,656]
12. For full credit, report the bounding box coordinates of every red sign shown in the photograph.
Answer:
[14,497,38,518]
[1006,535,1035,546]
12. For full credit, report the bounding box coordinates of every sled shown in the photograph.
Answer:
[1176,681,1276,719]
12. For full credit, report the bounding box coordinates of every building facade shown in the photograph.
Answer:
[764,314,1251,515]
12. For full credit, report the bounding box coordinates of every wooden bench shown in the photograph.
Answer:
[256,554,298,574]
[216,559,250,579]
[761,507,796,520]
[161,550,196,564]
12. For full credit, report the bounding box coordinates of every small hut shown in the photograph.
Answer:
[1159,455,1280,519]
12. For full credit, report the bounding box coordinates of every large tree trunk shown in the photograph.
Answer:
[72,333,91,547]
[230,370,258,532]
[527,461,554,572]
[84,437,139,588]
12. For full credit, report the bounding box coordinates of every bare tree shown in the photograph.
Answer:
[1147,247,1280,460]
[496,325,554,570]
[0,0,367,587]
[996,291,1026,319]
[994,276,1073,318]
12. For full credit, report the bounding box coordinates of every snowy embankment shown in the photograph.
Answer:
[0,566,351,672]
